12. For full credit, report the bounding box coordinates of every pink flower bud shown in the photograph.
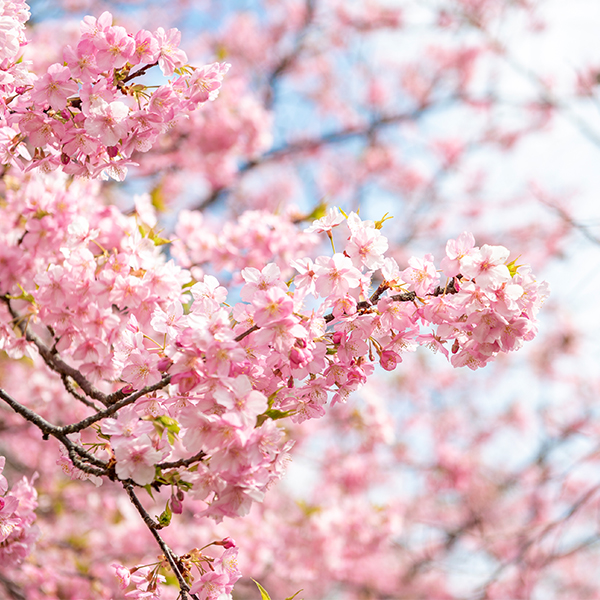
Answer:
[170,494,183,514]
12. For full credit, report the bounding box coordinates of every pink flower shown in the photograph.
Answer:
[191,275,228,314]
[291,257,317,297]
[252,287,294,326]
[85,99,130,146]
[154,27,187,76]
[120,350,162,389]
[63,40,101,83]
[150,301,185,337]
[101,405,155,438]
[30,63,78,110]
[184,62,231,104]
[112,563,131,590]
[131,29,160,66]
[314,253,362,298]
[80,11,113,41]
[0,457,7,495]
[400,253,439,296]
[305,207,345,233]
[189,571,229,599]
[440,231,476,276]
[346,224,388,270]
[94,26,135,70]
[0,495,20,543]
[460,244,511,289]
[240,263,285,302]
[113,434,163,485]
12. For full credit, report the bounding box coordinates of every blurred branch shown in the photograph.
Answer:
[0,575,25,600]
[193,104,436,212]
[535,191,600,245]
[264,0,317,109]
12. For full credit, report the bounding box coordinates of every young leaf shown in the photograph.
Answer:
[252,579,272,600]
[157,501,172,527]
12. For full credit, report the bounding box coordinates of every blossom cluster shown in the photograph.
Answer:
[0,456,39,567]
[0,2,553,596]
[112,538,240,600]
[0,7,229,180]
[172,207,319,281]
[0,167,547,514]
[0,0,31,93]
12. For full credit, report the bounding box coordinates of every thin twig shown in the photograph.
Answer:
[61,375,172,435]
[124,483,199,600]
[158,451,206,470]
[1,296,110,406]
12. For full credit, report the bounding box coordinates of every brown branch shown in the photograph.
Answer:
[0,388,109,476]
[121,61,159,84]
[158,451,206,470]
[0,574,26,600]
[193,106,435,211]
[61,373,103,411]
[232,278,457,339]
[1,296,110,406]
[264,0,317,108]
[474,483,600,599]
[124,482,198,600]
[61,374,172,435]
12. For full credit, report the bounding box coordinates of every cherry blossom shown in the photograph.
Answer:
[0,0,583,598]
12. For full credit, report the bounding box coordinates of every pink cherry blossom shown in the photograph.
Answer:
[113,435,164,485]
[400,253,439,296]
[120,349,162,389]
[154,27,187,76]
[314,253,362,298]
[460,243,511,289]
[30,63,78,110]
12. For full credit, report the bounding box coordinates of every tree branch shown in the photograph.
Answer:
[61,374,172,435]
[0,388,109,475]
[192,105,436,211]
[1,296,110,406]
[158,450,206,470]
[124,482,199,600]
[0,574,26,600]
[264,0,317,109]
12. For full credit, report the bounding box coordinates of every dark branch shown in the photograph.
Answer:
[124,482,198,600]
[61,374,172,435]
[193,106,435,211]
[0,574,26,600]
[264,0,317,108]
[158,450,206,470]
[1,296,110,406]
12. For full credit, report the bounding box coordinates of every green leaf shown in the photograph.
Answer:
[157,501,172,527]
[150,182,166,213]
[266,390,279,409]
[252,580,272,600]
[148,230,172,246]
[153,416,180,444]
[256,408,295,427]
[155,415,180,433]
[296,499,322,517]
[284,590,304,600]
[7,285,35,303]
[144,484,155,501]
[302,199,328,222]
